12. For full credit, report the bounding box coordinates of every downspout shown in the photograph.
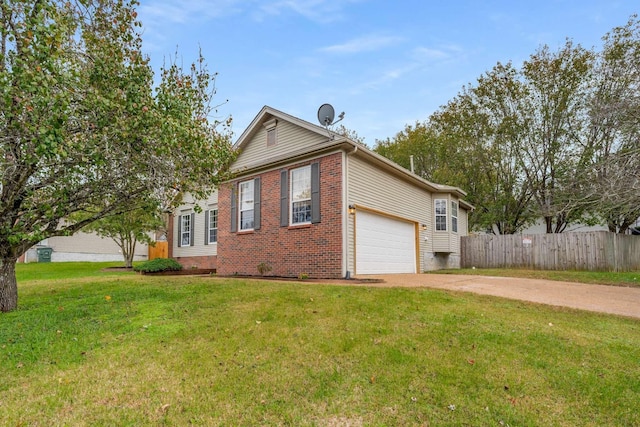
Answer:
[343,144,358,278]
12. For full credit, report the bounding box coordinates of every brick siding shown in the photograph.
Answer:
[217,153,343,279]
[174,255,217,270]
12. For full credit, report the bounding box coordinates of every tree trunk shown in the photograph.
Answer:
[116,234,137,268]
[0,257,18,312]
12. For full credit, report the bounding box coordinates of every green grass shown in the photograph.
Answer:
[14,261,135,281]
[431,268,640,288]
[2,263,639,425]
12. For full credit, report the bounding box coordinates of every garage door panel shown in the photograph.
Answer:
[356,211,416,274]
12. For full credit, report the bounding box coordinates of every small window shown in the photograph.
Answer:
[180,214,192,246]
[239,180,255,230]
[451,201,458,233]
[208,209,218,243]
[290,166,311,224]
[435,199,447,231]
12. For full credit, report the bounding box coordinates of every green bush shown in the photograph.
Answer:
[133,258,183,273]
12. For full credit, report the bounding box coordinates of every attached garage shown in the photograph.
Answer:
[355,211,417,274]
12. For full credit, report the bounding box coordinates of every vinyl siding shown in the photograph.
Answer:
[433,195,457,253]
[346,154,433,273]
[173,191,219,257]
[47,232,148,256]
[459,205,469,237]
[233,119,329,171]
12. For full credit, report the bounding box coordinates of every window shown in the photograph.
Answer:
[179,213,193,247]
[290,166,311,224]
[231,178,260,233]
[239,180,255,230]
[280,163,319,226]
[435,199,447,231]
[206,209,218,244]
[451,201,458,233]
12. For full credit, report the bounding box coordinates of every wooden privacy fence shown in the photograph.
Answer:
[148,241,168,260]
[461,231,640,272]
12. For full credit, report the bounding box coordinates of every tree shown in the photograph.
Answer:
[82,205,165,268]
[374,64,537,234]
[583,15,640,233]
[333,124,367,146]
[0,1,235,312]
[518,41,594,233]
[374,17,640,236]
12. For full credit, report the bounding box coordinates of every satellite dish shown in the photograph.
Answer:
[317,103,335,126]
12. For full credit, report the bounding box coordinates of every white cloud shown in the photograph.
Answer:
[257,0,337,23]
[411,44,463,62]
[320,34,405,54]
[138,0,244,24]
[139,0,366,25]
[412,47,449,60]
[255,0,366,23]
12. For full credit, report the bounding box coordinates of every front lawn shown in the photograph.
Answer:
[1,263,638,425]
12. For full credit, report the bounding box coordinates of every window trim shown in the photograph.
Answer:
[178,212,194,247]
[280,162,320,226]
[435,199,447,232]
[290,165,312,226]
[231,178,260,233]
[205,208,218,244]
[239,179,255,231]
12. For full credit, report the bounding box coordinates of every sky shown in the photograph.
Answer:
[137,0,638,146]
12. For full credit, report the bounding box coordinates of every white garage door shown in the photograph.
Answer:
[356,211,416,274]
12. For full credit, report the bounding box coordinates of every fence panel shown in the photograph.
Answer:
[148,241,168,260]
[461,231,640,271]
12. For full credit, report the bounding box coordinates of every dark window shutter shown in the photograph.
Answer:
[230,184,237,232]
[190,213,195,246]
[254,177,261,230]
[280,170,289,226]
[311,162,321,223]
[204,210,209,245]
[177,215,182,248]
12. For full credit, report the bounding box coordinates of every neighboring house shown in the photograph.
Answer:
[20,232,149,263]
[169,106,472,278]
[517,218,640,235]
[509,219,608,235]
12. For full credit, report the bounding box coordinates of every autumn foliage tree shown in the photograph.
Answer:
[375,16,640,235]
[0,0,235,312]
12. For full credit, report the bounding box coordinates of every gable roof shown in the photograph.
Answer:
[234,105,335,151]
[233,106,473,210]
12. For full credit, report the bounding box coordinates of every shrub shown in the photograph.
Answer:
[134,258,183,273]
[257,262,272,276]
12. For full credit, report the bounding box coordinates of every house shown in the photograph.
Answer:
[169,106,472,278]
[19,232,149,263]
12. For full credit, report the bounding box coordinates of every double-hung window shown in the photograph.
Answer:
[280,162,319,226]
[290,166,312,225]
[231,177,261,233]
[206,208,218,244]
[239,180,255,231]
[179,213,194,247]
[435,199,447,231]
[451,201,458,233]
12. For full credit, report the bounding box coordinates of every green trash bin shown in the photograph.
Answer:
[36,247,53,263]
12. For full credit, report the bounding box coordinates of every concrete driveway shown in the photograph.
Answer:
[354,273,640,319]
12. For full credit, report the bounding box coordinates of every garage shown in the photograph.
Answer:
[355,211,417,274]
